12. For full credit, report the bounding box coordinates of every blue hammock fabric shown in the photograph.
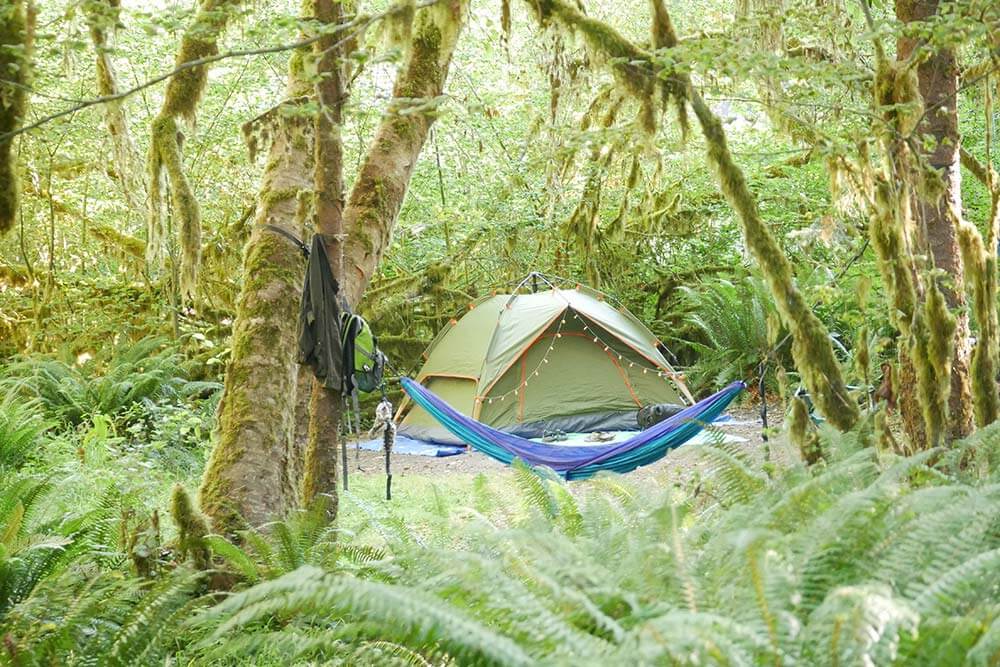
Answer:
[400,378,746,480]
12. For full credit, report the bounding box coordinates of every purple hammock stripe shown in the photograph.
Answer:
[401,377,746,478]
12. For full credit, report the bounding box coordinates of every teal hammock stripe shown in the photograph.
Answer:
[401,378,746,480]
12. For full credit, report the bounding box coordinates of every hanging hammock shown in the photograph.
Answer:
[400,378,746,480]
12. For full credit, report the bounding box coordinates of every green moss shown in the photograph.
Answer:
[958,218,1000,427]
[301,383,340,519]
[90,224,146,261]
[199,229,305,535]
[382,0,416,53]
[161,0,242,119]
[170,484,212,570]
[854,325,870,388]
[788,396,822,464]
[0,0,32,234]
[127,510,162,579]
[910,278,956,448]
[151,115,202,301]
[349,220,376,254]
[262,187,303,207]
[869,182,917,337]
[145,0,243,288]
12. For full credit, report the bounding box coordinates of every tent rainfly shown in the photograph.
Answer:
[397,285,693,445]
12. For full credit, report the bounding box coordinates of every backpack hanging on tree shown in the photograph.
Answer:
[340,312,387,394]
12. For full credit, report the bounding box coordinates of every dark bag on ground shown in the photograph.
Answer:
[637,403,686,430]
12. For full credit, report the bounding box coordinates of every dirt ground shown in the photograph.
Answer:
[350,403,792,485]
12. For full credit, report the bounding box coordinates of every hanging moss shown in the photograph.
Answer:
[170,483,212,570]
[958,217,1000,427]
[649,0,688,137]
[865,53,951,449]
[910,278,956,448]
[0,1,33,235]
[525,0,859,431]
[152,116,202,300]
[788,396,822,465]
[527,0,657,133]
[84,0,142,213]
[146,0,243,289]
[854,325,870,387]
[874,408,899,454]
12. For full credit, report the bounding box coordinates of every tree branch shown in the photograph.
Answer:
[0,0,443,144]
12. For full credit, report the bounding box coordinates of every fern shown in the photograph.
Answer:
[0,393,46,470]
[6,336,214,428]
[194,566,536,666]
[511,458,560,521]
[104,571,203,666]
[675,275,779,392]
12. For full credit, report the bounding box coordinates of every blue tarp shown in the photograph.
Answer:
[357,434,466,457]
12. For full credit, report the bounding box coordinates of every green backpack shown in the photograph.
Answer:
[340,312,387,394]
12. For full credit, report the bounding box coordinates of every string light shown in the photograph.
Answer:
[473,283,685,406]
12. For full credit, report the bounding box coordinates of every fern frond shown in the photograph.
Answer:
[912,548,1000,617]
[196,565,535,666]
[205,534,260,583]
[104,571,202,666]
[801,584,918,666]
[512,458,559,521]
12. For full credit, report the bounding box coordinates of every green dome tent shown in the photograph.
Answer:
[397,283,693,445]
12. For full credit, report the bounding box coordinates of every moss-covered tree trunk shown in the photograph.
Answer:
[342,0,470,305]
[147,0,242,300]
[0,0,34,235]
[301,0,348,516]
[84,0,143,213]
[289,366,313,503]
[199,84,313,534]
[300,0,469,511]
[203,1,468,530]
[896,0,974,444]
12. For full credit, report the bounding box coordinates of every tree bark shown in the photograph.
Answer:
[343,0,470,305]
[202,1,469,531]
[896,0,974,443]
[199,94,313,535]
[0,0,34,236]
[301,0,348,516]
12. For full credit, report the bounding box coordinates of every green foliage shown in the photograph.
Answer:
[677,275,780,392]
[3,393,1000,664]
[6,336,219,428]
[0,393,46,470]
[175,425,1000,665]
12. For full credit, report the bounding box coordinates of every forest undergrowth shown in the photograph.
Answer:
[2,342,1000,664]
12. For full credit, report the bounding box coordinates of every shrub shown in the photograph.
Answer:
[0,393,46,470]
[675,275,783,392]
[6,337,219,428]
